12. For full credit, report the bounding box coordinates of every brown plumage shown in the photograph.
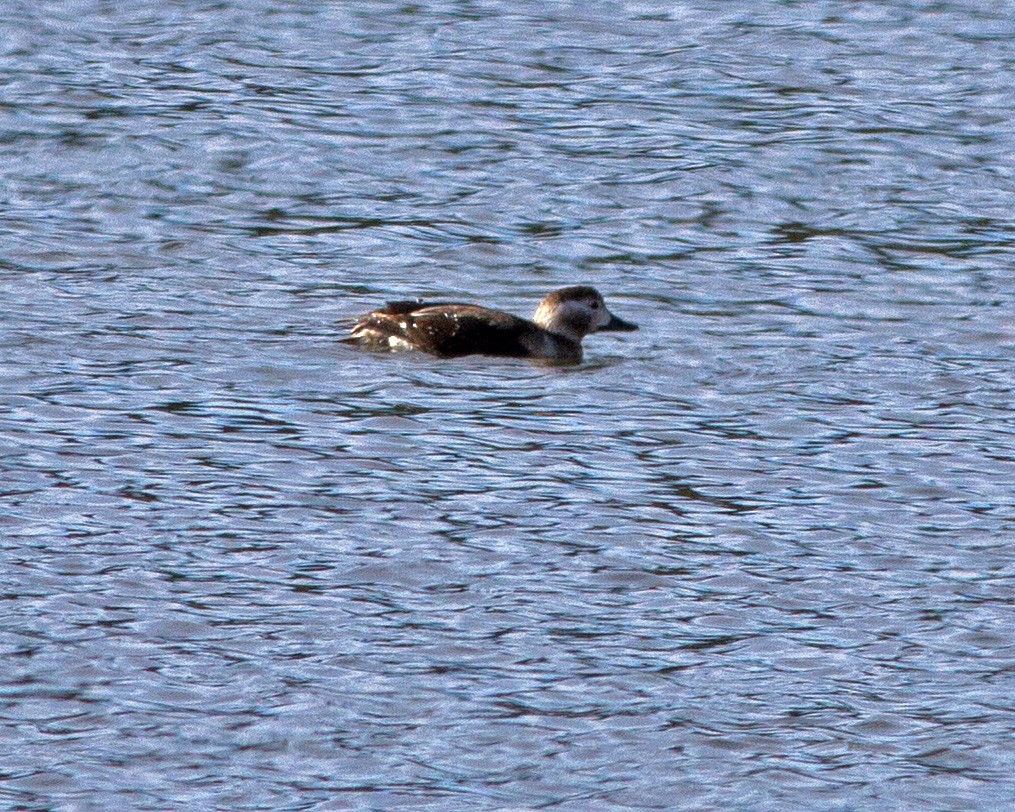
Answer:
[344,286,637,364]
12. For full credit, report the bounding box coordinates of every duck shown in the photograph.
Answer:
[344,285,637,364]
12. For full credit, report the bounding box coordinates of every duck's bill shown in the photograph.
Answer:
[600,312,638,331]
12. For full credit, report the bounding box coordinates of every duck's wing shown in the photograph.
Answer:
[348,302,538,358]
[394,304,538,358]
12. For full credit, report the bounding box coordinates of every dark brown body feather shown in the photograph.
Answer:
[348,301,570,359]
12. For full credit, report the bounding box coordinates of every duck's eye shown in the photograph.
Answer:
[590,301,599,309]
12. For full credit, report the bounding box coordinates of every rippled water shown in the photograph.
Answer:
[3,1,1015,809]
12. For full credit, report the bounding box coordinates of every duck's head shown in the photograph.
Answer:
[533,286,638,343]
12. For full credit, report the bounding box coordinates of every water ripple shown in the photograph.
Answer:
[3,1,1015,810]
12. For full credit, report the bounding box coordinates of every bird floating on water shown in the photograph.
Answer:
[344,285,637,364]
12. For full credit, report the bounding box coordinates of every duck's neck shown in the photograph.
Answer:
[522,329,582,364]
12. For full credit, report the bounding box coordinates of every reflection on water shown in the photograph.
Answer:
[3,1,1015,809]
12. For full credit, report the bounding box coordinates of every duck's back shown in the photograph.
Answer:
[350,301,543,358]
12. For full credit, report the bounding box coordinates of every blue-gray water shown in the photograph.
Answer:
[3,1,1015,809]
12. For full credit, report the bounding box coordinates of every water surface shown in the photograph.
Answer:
[2,1,1015,809]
